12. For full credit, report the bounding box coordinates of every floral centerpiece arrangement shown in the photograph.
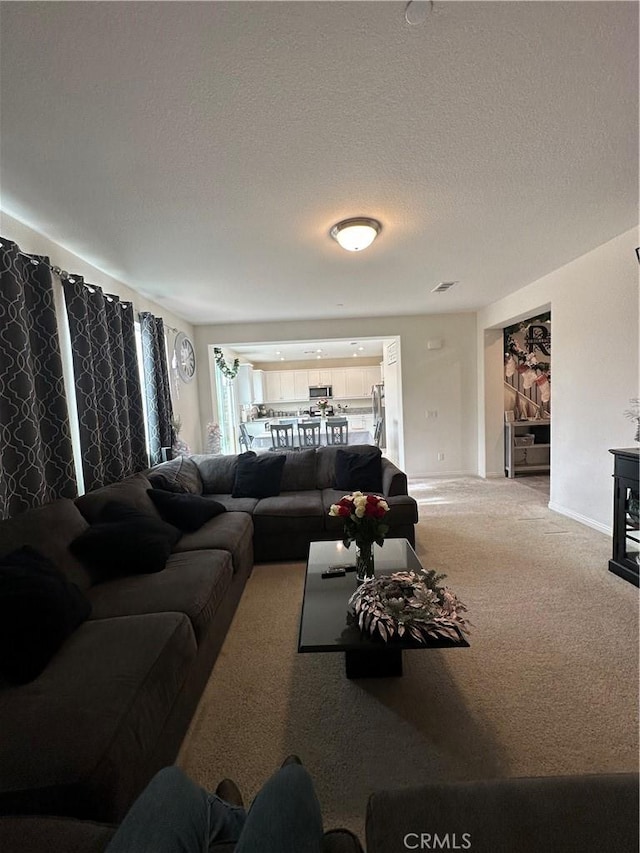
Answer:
[329,491,389,581]
[317,398,329,416]
[348,569,470,644]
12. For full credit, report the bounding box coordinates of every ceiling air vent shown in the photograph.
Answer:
[431,281,458,293]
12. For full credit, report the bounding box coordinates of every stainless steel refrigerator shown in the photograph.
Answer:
[371,383,385,447]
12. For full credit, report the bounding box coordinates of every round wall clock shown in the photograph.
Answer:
[174,332,196,383]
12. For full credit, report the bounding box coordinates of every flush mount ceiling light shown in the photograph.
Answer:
[330,218,381,252]
[404,0,434,26]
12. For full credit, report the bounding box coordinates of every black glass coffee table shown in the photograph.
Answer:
[298,539,469,679]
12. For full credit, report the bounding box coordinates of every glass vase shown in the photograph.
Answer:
[355,540,375,583]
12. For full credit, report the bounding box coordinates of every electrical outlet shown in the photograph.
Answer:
[437,452,445,461]
[426,410,438,419]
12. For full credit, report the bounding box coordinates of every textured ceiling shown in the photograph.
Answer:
[1,1,637,325]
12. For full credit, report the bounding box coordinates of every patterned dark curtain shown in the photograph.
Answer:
[0,238,77,519]
[62,276,147,491]
[139,312,174,466]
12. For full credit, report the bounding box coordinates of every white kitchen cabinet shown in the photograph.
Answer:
[279,370,295,401]
[252,369,265,403]
[344,367,366,398]
[348,414,366,430]
[264,370,297,402]
[264,371,281,402]
[364,365,381,393]
[308,368,332,386]
[331,368,347,399]
[293,370,309,400]
[236,364,254,405]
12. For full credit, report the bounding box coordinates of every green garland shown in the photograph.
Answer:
[213,347,240,379]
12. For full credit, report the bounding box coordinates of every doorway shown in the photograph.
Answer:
[503,312,551,480]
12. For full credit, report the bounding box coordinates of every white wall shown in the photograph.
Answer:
[194,313,478,477]
[382,340,401,467]
[1,212,203,453]
[477,228,639,532]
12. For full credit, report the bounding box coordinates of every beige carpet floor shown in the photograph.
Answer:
[178,475,639,842]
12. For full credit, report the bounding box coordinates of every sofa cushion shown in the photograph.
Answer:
[365,774,640,853]
[87,549,233,644]
[280,449,317,491]
[75,473,161,524]
[70,504,181,582]
[0,612,196,821]
[0,498,92,591]
[173,512,254,575]
[232,452,286,499]
[252,491,325,535]
[334,447,383,493]
[191,454,239,495]
[0,547,91,685]
[147,456,203,495]
[381,458,409,497]
[201,494,260,514]
[147,489,226,531]
[316,445,375,490]
[0,815,116,853]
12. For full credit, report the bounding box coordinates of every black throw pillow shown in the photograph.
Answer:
[232,451,286,499]
[147,489,226,532]
[70,502,181,582]
[0,547,91,685]
[334,447,384,493]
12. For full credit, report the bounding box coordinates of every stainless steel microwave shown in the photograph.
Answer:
[309,385,333,400]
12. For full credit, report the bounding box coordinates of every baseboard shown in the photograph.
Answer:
[548,501,611,536]
[410,470,476,479]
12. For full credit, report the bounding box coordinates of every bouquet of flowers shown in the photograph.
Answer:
[317,398,329,415]
[329,491,389,547]
[348,569,470,643]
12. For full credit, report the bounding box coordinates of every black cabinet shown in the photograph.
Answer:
[609,448,639,587]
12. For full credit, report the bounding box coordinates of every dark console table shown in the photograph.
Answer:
[609,448,639,587]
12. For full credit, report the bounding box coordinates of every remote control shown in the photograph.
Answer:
[321,567,346,578]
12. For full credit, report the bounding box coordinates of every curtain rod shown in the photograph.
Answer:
[1,238,183,329]
[0,239,81,283]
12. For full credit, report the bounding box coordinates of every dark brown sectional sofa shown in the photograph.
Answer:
[185,445,418,562]
[0,473,253,825]
[2,450,637,852]
[0,444,416,852]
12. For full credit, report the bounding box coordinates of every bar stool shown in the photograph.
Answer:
[298,419,322,448]
[270,422,296,450]
[325,417,348,446]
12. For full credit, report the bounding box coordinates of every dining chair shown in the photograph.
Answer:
[238,423,254,452]
[298,419,322,448]
[325,417,349,446]
[270,422,296,451]
[373,418,383,448]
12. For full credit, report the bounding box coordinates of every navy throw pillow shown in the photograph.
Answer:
[70,502,181,582]
[0,547,91,685]
[232,451,286,499]
[147,489,226,531]
[334,448,383,493]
